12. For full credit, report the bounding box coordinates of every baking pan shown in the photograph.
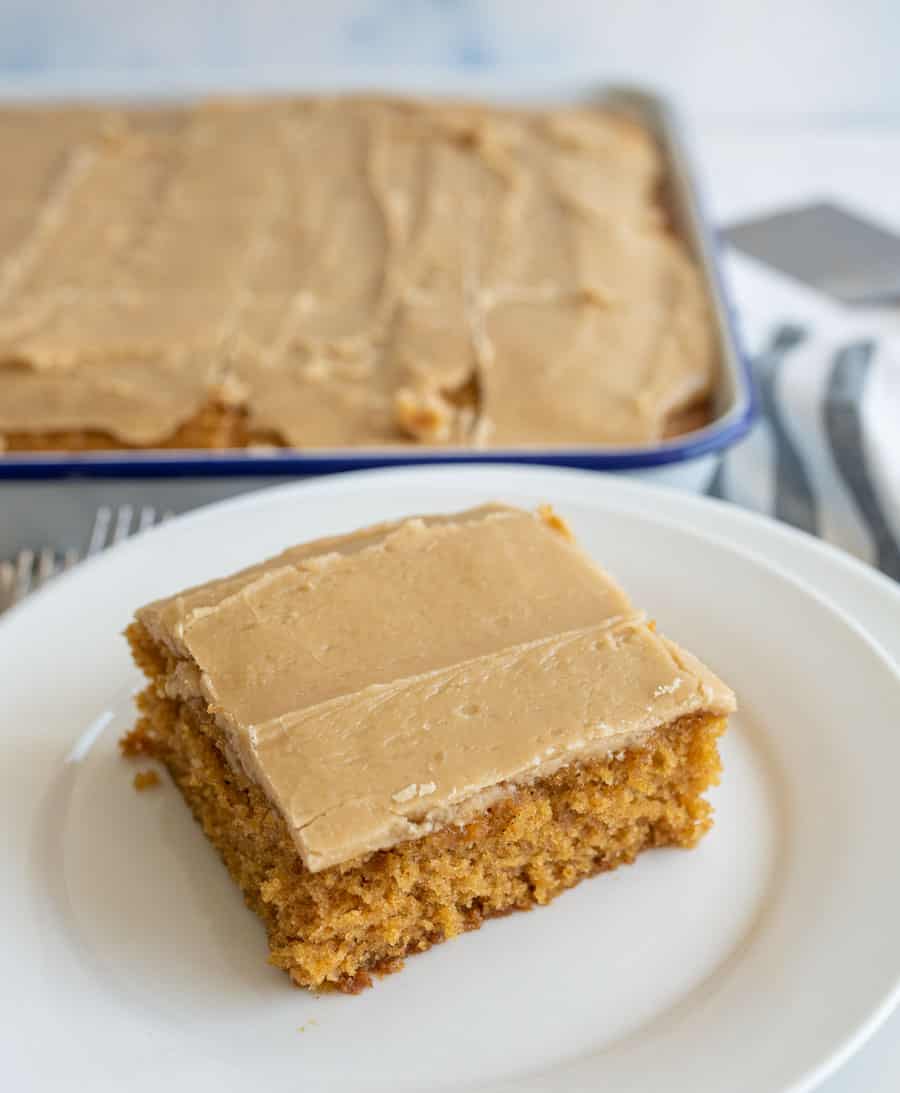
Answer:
[0,76,754,487]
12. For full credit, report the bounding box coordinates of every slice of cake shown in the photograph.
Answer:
[122,503,735,992]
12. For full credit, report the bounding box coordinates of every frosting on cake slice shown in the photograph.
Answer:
[137,503,735,870]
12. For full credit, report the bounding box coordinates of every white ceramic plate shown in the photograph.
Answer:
[4,466,900,1093]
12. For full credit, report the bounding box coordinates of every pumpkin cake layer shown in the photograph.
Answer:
[1,96,714,452]
[122,503,735,990]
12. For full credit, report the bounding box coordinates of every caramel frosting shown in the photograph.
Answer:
[0,97,714,449]
[137,504,735,870]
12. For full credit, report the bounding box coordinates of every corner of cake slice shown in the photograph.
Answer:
[121,502,736,993]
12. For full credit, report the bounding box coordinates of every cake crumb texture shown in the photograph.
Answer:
[124,677,723,993]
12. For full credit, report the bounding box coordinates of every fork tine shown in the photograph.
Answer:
[137,505,157,532]
[36,547,56,589]
[87,506,112,555]
[112,504,134,545]
[14,549,34,602]
[0,561,14,613]
[2,498,177,615]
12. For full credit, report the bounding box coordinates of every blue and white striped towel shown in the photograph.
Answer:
[708,321,900,580]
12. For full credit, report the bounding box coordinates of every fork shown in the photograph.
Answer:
[0,504,173,614]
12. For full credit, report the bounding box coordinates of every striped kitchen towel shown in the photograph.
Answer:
[708,322,900,580]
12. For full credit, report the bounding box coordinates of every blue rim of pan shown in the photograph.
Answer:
[0,294,757,479]
[0,213,757,480]
[0,398,756,480]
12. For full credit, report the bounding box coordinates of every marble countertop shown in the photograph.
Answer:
[2,0,898,121]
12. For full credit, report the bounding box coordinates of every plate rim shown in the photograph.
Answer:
[5,463,897,634]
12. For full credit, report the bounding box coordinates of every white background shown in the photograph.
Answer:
[1,0,899,124]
